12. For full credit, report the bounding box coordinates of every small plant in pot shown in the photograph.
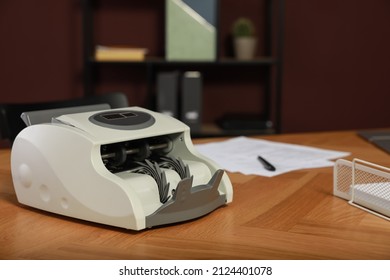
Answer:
[232,17,257,60]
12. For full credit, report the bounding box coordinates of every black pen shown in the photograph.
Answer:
[257,156,276,171]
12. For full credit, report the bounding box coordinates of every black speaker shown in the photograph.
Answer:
[181,71,203,133]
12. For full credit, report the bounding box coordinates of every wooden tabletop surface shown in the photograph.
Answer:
[1,130,389,260]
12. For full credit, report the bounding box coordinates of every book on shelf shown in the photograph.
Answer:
[94,45,148,62]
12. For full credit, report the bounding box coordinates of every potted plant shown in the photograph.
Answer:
[232,17,257,60]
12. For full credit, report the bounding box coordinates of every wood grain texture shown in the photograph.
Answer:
[1,131,389,260]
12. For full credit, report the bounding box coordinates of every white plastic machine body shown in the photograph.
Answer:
[11,106,233,230]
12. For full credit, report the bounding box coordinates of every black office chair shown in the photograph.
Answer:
[0,92,128,144]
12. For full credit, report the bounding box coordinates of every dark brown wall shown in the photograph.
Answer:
[282,0,390,132]
[0,1,83,102]
[1,0,389,133]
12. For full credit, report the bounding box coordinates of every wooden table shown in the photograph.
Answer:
[1,131,389,260]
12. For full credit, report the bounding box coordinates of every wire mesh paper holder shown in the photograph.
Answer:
[333,158,390,221]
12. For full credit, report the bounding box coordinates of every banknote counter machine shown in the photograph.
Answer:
[11,106,233,230]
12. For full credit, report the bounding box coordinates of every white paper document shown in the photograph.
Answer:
[195,136,350,177]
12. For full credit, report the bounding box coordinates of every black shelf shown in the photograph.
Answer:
[82,0,285,136]
[192,123,276,138]
[89,56,278,66]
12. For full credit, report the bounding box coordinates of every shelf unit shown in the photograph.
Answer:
[82,0,285,137]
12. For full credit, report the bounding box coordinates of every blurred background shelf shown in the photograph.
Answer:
[194,123,275,138]
[82,0,285,137]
